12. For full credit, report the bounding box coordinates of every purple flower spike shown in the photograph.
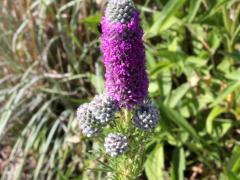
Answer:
[101,0,148,109]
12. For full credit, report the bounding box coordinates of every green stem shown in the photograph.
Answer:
[116,110,144,179]
[124,109,131,122]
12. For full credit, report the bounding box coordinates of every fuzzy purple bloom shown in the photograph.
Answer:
[101,6,148,109]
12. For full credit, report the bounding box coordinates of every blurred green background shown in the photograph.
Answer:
[1,0,240,179]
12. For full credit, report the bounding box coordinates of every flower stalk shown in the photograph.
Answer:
[75,0,160,178]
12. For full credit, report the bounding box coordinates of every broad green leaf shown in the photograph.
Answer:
[206,106,225,134]
[179,98,198,118]
[212,119,233,139]
[208,31,222,54]
[145,144,165,180]
[149,82,159,94]
[80,14,101,33]
[226,71,240,81]
[80,14,101,25]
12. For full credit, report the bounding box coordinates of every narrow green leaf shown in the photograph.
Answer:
[211,81,240,107]
[188,0,202,23]
[149,0,186,36]
[160,104,200,142]
[157,70,172,97]
[146,50,157,69]
[225,171,239,180]
[165,83,190,108]
[204,0,235,18]
[171,147,185,180]
[34,119,61,180]
[228,146,240,174]
[0,91,16,139]
[150,60,174,76]
[94,62,104,94]
[206,106,225,134]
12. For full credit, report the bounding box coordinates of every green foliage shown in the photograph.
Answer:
[1,0,240,179]
[145,144,165,180]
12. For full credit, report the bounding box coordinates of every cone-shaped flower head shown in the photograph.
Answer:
[105,0,135,24]
[76,94,118,137]
[76,103,101,137]
[101,0,148,109]
[104,133,128,156]
[91,94,117,125]
[133,99,160,131]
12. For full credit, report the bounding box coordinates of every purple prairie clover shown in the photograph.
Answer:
[101,0,148,109]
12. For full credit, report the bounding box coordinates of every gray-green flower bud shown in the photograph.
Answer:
[105,0,135,24]
[76,103,101,137]
[104,133,128,156]
[91,94,117,125]
[133,100,160,131]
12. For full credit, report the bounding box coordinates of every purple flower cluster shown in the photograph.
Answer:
[101,1,148,109]
[75,1,159,158]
